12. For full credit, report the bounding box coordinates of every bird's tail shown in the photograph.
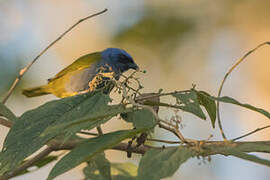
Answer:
[22,85,51,97]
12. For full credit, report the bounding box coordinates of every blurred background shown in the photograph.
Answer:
[0,0,270,179]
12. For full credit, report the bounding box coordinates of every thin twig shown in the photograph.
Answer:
[78,131,99,136]
[0,147,53,180]
[134,90,190,102]
[96,126,103,135]
[232,125,270,141]
[146,138,181,144]
[216,41,270,140]
[1,8,108,104]
[158,122,189,144]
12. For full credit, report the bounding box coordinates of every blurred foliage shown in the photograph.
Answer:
[83,155,138,180]
[83,153,111,180]
[111,162,138,179]
[114,11,194,58]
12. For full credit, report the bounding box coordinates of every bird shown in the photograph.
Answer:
[22,48,139,98]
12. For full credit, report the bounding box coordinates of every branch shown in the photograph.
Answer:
[49,139,151,154]
[0,117,13,128]
[0,139,150,180]
[216,41,270,140]
[3,135,270,180]
[48,139,270,157]
[146,138,181,144]
[0,147,53,180]
[79,131,182,144]
[1,8,108,104]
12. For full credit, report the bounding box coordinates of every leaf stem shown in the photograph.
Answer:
[232,125,270,141]
[134,90,191,102]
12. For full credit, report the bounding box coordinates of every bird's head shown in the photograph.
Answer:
[101,48,139,73]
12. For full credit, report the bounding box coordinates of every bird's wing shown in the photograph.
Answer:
[48,52,102,82]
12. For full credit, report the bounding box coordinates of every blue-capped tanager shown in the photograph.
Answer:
[22,48,139,98]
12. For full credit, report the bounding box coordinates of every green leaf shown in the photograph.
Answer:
[18,156,58,177]
[111,163,137,180]
[121,109,156,129]
[214,96,270,119]
[137,147,194,180]
[195,91,217,128]
[193,89,270,127]
[173,91,206,120]
[0,103,17,122]
[83,152,111,180]
[48,129,144,180]
[224,149,270,167]
[43,105,129,137]
[0,92,118,174]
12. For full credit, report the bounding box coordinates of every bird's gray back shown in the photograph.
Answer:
[65,62,99,93]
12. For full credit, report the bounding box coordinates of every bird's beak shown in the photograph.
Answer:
[130,63,139,71]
